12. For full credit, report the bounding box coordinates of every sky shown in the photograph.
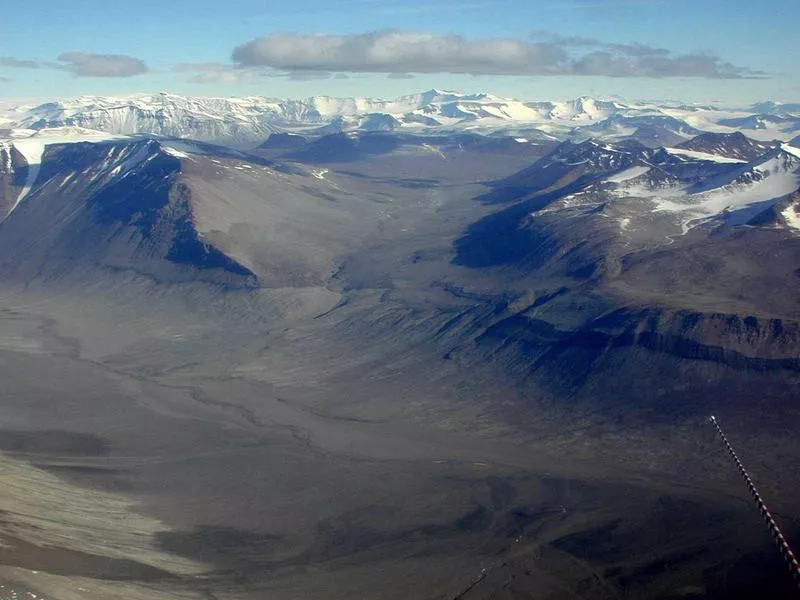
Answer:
[1,0,798,104]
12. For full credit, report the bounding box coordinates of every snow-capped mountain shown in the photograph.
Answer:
[644,144,800,231]
[567,113,702,148]
[718,113,800,132]
[749,101,800,115]
[524,97,630,121]
[6,90,798,145]
[10,94,285,144]
[497,138,653,197]
[476,134,800,239]
[7,90,631,141]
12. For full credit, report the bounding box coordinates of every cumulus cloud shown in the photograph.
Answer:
[233,32,566,76]
[231,30,762,79]
[531,32,757,78]
[57,52,148,77]
[0,57,39,69]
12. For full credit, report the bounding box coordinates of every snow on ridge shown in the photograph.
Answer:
[162,146,191,159]
[29,126,123,144]
[781,143,800,159]
[158,139,210,158]
[663,147,747,164]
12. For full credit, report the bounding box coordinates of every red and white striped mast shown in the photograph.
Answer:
[709,415,800,590]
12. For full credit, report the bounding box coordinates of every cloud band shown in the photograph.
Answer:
[231,30,761,79]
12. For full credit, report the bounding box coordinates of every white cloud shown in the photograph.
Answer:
[231,30,762,79]
[0,57,39,69]
[233,31,567,76]
[57,52,148,78]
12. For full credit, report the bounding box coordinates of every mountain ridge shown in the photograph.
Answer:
[3,90,799,144]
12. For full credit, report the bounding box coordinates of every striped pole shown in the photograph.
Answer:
[709,415,800,590]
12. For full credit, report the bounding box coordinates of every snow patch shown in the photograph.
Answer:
[605,166,650,183]
[159,140,207,156]
[7,138,45,212]
[421,143,446,159]
[162,146,191,159]
[664,147,746,164]
[783,203,800,230]
[29,126,117,141]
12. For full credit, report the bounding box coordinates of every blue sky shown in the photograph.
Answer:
[1,0,798,103]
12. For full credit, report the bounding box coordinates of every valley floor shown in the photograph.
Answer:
[0,279,796,600]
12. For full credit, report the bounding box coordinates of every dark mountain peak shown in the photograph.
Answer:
[258,132,308,150]
[677,131,775,160]
[683,131,747,144]
[629,124,691,148]
[554,137,651,161]
[282,131,402,163]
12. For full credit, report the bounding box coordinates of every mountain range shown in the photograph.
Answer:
[2,89,799,144]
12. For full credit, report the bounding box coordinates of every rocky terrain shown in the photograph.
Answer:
[0,104,797,599]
